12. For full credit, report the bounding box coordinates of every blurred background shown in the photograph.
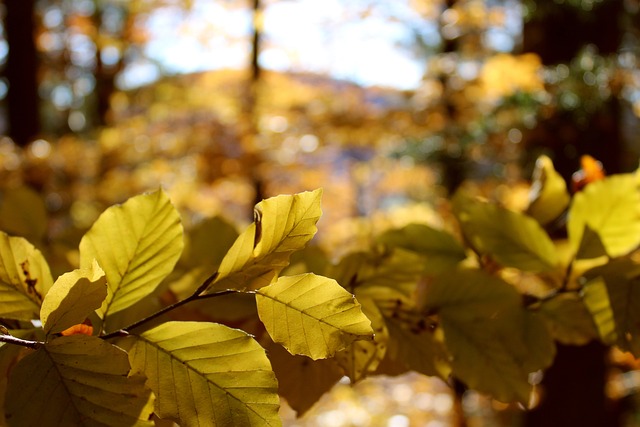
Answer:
[2,0,640,426]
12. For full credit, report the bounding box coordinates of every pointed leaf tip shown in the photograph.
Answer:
[209,189,323,292]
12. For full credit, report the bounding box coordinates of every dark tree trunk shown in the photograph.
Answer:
[5,0,40,146]
[523,2,625,426]
[247,0,265,207]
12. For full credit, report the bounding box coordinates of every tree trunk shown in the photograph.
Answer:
[5,0,40,146]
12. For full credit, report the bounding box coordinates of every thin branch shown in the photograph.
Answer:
[102,272,240,340]
[559,257,575,292]
[0,334,43,349]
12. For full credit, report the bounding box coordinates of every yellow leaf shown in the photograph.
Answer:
[129,321,280,427]
[256,273,373,360]
[5,335,154,427]
[0,232,53,320]
[79,190,183,328]
[568,174,640,258]
[527,155,570,226]
[40,259,107,335]
[208,189,322,292]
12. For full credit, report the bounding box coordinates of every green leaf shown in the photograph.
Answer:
[129,321,280,427]
[79,190,184,325]
[424,269,555,404]
[538,293,598,346]
[583,259,640,355]
[255,273,374,360]
[0,186,48,242]
[527,155,570,226]
[329,249,425,297]
[181,216,239,269]
[208,189,322,292]
[568,174,640,258]
[0,232,53,320]
[5,335,154,427]
[360,286,451,379]
[453,194,559,272]
[40,259,107,335]
[265,340,343,417]
[377,224,467,274]
[334,294,389,382]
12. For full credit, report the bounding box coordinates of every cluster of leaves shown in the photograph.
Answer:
[0,188,374,426]
[266,153,640,414]
[2,152,640,425]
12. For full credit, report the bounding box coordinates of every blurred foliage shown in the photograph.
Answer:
[1,0,640,425]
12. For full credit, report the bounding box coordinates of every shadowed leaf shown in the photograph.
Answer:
[5,335,154,427]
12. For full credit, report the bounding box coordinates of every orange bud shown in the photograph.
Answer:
[60,324,94,337]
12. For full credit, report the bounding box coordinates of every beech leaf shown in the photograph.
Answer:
[5,335,154,426]
[377,224,467,274]
[40,259,107,335]
[79,189,183,327]
[255,273,374,360]
[265,340,343,417]
[334,294,389,382]
[207,189,322,292]
[424,269,555,404]
[538,293,598,346]
[129,321,280,427]
[583,259,640,355]
[568,174,640,258]
[0,231,53,320]
[453,194,559,272]
[527,155,570,226]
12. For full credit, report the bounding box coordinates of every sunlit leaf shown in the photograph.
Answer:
[377,224,467,274]
[583,259,640,355]
[0,186,48,242]
[256,273,373,360]
[527,155,570,226]
[129,321,280,426]
[568,174,640,258]
[538,293,598,346]
[582,276,617,345]
[334,294,388,382]
[453,194,559,272]
[265,340,343,417]
[0,232,53,320]
[40,259,107,335]
[5,335,154,426]
[208,189,322,292]
[424,269,555,404]
[79,190,184,326]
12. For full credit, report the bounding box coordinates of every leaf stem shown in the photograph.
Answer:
[0,334,43,349]
[102,272,237,340]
